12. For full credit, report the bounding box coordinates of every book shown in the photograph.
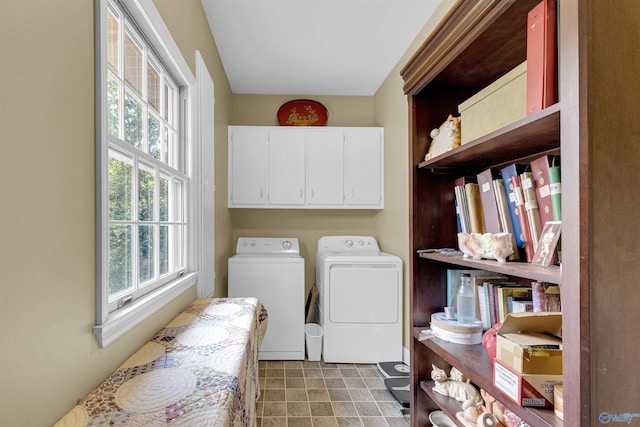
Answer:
[454,198,463,233]
[512,300,534,313]
[494,178,520,261]
[472,275,508,329]
[532,281,562,312]
[549,156,562,221]
[520,171,543,249]
[477,168,502,233]
[530,155,557,227]
[454,176,476,234]
[511,174,535,262]
[530,155,559,264]
[526,0,558,115]
[454,185,470,233]
[549,156,562,261]
[500,164,528,259]
[465,183,486,233]
[496,286,533,322]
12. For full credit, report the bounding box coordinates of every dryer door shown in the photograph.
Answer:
[329,264,400,323]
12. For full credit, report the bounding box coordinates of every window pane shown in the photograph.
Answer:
[159,175,168,221]
[124,92,143,149]
[109,224,133,296]
[139,225,155,284]
[160,225,169,275]
[148,113,161,159]
[138,165,154,221]
[147,61,161,112]
[109,155,132,220]
[163,82,171,122]
[174,178,184,222]
[124,32,142,94]
[163,126,169,164]
[175,225,186,270]
[107,9,120,74]
[167,129,177,168]
[107,77,120,138]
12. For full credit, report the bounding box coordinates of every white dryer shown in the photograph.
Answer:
[316,236,403,363]
[228,237,304,360]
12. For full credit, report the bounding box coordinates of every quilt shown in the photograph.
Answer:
[55,297,268,426]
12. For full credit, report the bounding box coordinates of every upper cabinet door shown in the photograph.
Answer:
[345,129,383,207]
[228,127,268,206]
[228,126,383,209]
[268,130,306,205]
[307,130,344,206]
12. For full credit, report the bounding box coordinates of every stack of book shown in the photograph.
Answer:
[454,154,561,264]
[447,269,561,330]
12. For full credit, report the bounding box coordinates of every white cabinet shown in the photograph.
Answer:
[307,130,344,206]
[228,126,383,209]
[345,129,383,207]
[228,127,267,206]
[268,130,306,205]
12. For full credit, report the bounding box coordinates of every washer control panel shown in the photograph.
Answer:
[316,236,381,254]
[236,237,300,255]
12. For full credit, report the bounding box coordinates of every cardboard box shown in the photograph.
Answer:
[496,312,562,375]
[494,359,562,407]
[458,61,527,144]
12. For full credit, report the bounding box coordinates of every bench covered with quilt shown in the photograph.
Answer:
[55,297,268,426]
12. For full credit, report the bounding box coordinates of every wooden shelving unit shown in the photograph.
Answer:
[402,0,640,425]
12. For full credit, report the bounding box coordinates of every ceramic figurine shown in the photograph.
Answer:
[431,364,483,405]
[449,366,470,383]
[424,115,461,160]
[457,232,514,263]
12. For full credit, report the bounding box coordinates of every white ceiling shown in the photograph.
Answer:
[201,0,443,96]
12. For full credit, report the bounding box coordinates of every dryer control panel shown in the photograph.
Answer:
[317,236,380,254]
[236,237,300,255]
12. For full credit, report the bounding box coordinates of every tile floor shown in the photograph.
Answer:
[257,360,410,427]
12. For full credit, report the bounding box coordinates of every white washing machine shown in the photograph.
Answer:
[228,237,305,360]
[316,236,403,363]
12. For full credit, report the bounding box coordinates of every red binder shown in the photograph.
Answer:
[530,155,555,227]
[530,155,559,264]
[526,0,557,115]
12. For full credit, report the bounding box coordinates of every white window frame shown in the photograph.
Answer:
[94,0,199,348]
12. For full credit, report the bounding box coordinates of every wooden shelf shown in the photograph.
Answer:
[418,104,560,174]
[414,328,562,427]
[418,252,562,285]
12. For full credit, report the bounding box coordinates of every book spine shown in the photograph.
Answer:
[526,0,558,115]
[465,183,486,234]
[530,155,556,226]
[501,164,527,259]
[494,179,520,261]
[549,156,562,221]
[477,168,502,233]
[532,281,562,312]
[521,171,543,248]
[511,175,535,262]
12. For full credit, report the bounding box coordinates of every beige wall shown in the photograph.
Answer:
[0,0,454,424]
[228,95,378,295]
[0,1,228,426]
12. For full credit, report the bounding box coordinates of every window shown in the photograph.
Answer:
[95,0,198,347]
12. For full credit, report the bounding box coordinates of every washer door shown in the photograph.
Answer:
[329,265,399,323]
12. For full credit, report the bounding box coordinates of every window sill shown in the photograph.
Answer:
[93,272,198,348]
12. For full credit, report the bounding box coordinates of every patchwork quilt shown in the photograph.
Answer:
[55,298,268,426]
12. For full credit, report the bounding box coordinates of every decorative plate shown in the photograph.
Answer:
[277,99,328,126]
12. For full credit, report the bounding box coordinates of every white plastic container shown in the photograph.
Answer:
[305,323,323,361]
